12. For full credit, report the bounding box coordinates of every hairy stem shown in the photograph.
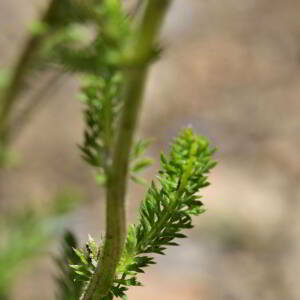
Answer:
[81,1,172,299]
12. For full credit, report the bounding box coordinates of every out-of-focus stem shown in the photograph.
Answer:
[0,0,63,162]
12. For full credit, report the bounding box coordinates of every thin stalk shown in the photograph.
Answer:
[0,27,44,163]
[81,1,172,299]
[0,36,42,137]
[0,0,64,152]
[0,0,76,166]
[0,0,101,165]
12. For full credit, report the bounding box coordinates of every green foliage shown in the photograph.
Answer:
[79,72,122,176]
[55,231,84,300]
[115,129,216,298]
[0,190,81,297]
[78,73,153,187]
[130,139,154,186]
[43,0,130,75]
[1,1,217,299]
[48,7,217,299]
[69,235,100,285]
[69,129,216,299]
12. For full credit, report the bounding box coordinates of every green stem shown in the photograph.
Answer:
[81,1,172,299]
[103,75,115,165]
[0,31,43,163]
[0,0,63,156]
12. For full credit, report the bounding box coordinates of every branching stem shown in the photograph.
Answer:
[81,1,172,299]
[0,0,60,142]
[0,0,70,169]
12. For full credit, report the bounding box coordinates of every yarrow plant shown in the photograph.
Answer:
[68,129,216,300]
[0,1,217,300]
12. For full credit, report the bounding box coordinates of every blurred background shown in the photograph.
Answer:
[0,0,300,299]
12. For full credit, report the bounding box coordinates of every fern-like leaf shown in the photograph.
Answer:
[71,128,216,299]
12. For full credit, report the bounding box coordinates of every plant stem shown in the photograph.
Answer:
[0,31,43,163]
[0,0,62,157]
[81,1,172,299]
